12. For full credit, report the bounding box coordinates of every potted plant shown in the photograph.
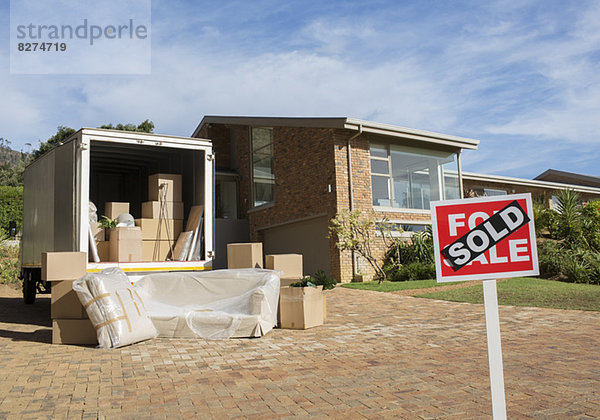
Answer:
[284,269,336,328]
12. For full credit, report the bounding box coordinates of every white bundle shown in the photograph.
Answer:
[73,268,158,348]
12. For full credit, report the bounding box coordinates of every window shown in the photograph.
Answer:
[376,221,430,237]
[484,188,507,197]
[251,127,275,207]
[215,174,238,219]
[370,144,460,210]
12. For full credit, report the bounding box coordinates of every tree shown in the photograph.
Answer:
[99,119,154,133]
[30,120,155,162]
[329,209,394,283]
[30,126,76,161]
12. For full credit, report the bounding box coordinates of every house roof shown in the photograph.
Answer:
[193,116,480,150]
[534,169,600,188]
[463,171,600,195]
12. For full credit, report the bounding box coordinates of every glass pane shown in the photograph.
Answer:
[443,157,460,200]
[370,144,387,158]
[390,147,458,210]
[371,175,390,206]
[216,179,237,219]
[370,159,389,174]
[253,179,274,207]
[484,188,507,196]
[251,127,272,151]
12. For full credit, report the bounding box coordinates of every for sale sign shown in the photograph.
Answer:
[431,193,539,282]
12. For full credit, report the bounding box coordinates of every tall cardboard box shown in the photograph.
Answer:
[135,218,183,240]
[97,241,110,261]
[51,280,87,319]
[148,174,182,202]
[279,286,324,329]
[109,226,142,262]
[142,201,184,220]
[265,254,303,278]
[41,252,87,281]
[105,202,130,219]
[142,240,176,261]
[53,319,98,345]
[227,243,263,269]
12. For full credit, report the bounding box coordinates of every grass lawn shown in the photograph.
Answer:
[340,279,464,292]
[416,277,600,311]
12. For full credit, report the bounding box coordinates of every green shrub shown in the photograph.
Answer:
[0,241,20,285]
[0,186,23,236]
[537,239,563,279]
[289,270,337,290]
[389,262,436,282]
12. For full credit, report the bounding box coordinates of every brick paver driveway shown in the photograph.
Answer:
[0,285,599,419]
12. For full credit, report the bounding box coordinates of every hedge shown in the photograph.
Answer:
[0,186,23,236]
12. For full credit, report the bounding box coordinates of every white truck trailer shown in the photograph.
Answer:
[20,128,214,303]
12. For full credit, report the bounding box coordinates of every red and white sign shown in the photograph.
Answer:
[431,193,539,282]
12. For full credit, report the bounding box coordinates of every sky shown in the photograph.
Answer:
[1,0,600,179]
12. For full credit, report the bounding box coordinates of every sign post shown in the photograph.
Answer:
[430,193,539,419]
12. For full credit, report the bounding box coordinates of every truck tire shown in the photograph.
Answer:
[23,270,36,304]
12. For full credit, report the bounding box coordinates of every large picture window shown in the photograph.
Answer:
[370,144,460,210]
[251,127,275,207]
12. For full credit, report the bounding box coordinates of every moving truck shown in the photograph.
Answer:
[20,128,214,303]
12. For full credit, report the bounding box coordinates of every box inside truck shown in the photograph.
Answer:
[89,140,207,262]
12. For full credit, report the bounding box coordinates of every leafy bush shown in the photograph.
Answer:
[383,229,435,282]
[0,186,23,236]
[289,269,337,290]
[534,190,600,285]
[389,262,436,282]
[0,240,20,285]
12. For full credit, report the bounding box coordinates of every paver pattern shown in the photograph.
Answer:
[0,285,599,419]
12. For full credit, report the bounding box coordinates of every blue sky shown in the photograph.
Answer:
[1,0,599,179]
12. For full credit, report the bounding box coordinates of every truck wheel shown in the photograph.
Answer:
[23,271,36,304]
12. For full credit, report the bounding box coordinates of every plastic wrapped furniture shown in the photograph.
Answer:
[73,268,159,348]
[134,269,280,339]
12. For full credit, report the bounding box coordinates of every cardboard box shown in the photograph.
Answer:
[90,221,105,242]
[51,280,87,319]
[52,319,98,345]
[265,254,303,278]
[142,201,184,220]
[41,252,87,281]
[227,243,263,269]
[105,202,130,219]
[134,218,183,240]
[279,286,324,329]
[142,240,176,261]
[109,227,142,262]
[97,241,110,261]
[148,173,182,202]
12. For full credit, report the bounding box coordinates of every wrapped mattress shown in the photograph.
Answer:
[73,268,158,348]
[134,269,280,339]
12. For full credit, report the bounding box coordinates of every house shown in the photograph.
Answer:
[462,172,600,208]
[192,116,479,282]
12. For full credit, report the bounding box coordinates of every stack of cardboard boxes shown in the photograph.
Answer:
[136,173,184,261]
[45,252,98,345]
[226,243,324,330]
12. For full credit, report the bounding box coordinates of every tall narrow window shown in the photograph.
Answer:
[251,127,275,207]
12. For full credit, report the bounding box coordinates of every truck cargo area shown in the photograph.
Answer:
[21,128,214,293]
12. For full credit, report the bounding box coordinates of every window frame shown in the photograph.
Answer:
[369,143,461,212]
[249,126,275,208]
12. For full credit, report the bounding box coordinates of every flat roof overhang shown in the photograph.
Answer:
[463,171,600,195]
[193,116,480,151]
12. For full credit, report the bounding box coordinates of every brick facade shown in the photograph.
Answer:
[199,119,600,284]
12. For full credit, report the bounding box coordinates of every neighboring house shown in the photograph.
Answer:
[534,169,600,189]
[463,172,600,208]
[193,116,479,282]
